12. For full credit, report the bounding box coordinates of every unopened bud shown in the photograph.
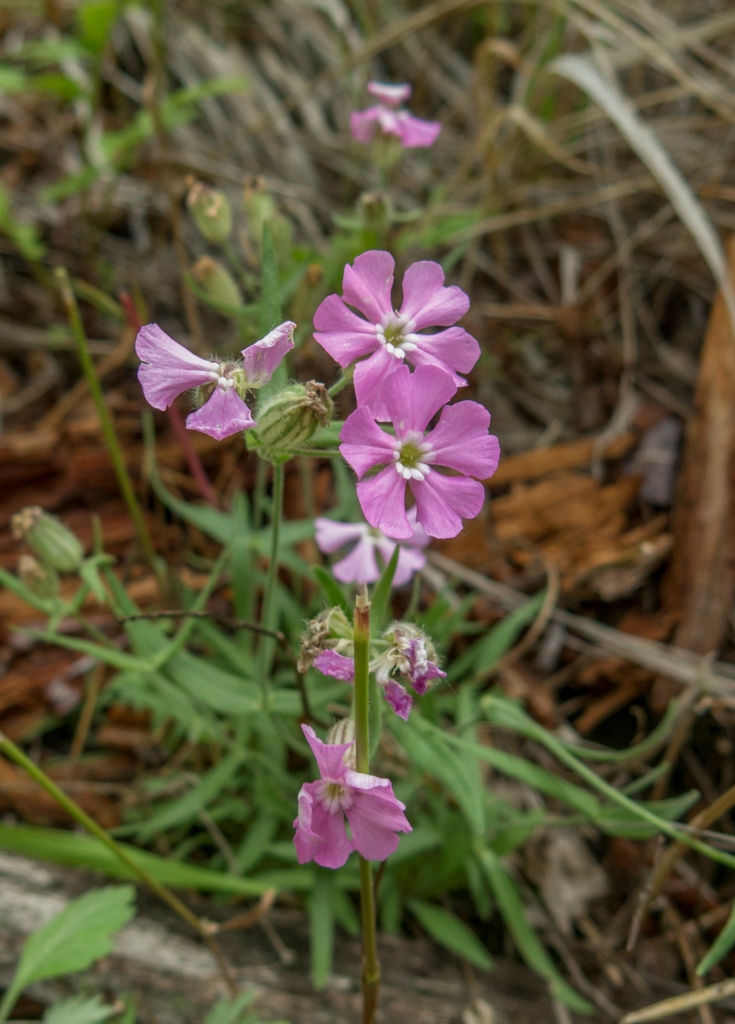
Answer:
[18,554,60,600]
[249,381,332,463]
[327,718,356,767]
[357,190,391,235]
[242,177,276,245]
[192,256,243,309]
[186,180,232,245]
[11,506,84,573]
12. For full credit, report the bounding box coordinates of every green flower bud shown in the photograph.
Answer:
[11,506,84,573]
[192,256,243,309]
[186,179,232,244]
[248,381,332,463]
[18,554,60,600]
[242,177,277,245]
[357,190,392,236]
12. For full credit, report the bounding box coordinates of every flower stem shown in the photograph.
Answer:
[55,267,160,579]
[353,587,380,1022]
[328,365,354,397]
[257,462,285,690]
[0,729,236,994]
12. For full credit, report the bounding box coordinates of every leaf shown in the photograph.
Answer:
[259,221,281,335]
[370,545,399,631]
[0,886,135,1022]
[0,64,28,94]
[407,899,492,970]
[310,870,335,990]
[697,898,735,975]
[312,565,349,615]
[77,0,118,54]
[478,850,592,1013]
[448,591,544,681]
[551,54,735,332]
[204,990,258,1024]
[43,995,119,1024]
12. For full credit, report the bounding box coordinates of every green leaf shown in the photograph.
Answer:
[259,221,281,335]
[370,544,399,632]
[697,898,735,975]
[43,995,119,1024]
[204,990,258,1024]
[449,591,544,681]
[312,565,349,615]
[310,870,335,990]
[77,0,118,53]
[0,886,135,1022]
[407,899,492,970]
[0,64,28,94]
[478,850,592,1013]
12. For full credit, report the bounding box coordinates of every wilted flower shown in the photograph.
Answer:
[293,724,411,868]
[314,508,428,586]
[313,250,479,420]
[340,364,500,540]
[350,81,441,149]
[135,322,294,441]
[297,606,352,674]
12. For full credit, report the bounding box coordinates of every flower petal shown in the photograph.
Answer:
[394,112,441,148]
[332,538,381,584]
[367,81,411,106]
[313,295,379,367]
[425,401,501,478]
[411,472,486,539]
[357,465,411,540]
[382,363,457,436]
[301,724,351,783]
[185,385,256,441]
[383,680,413,720]
[314,518,367,555]
[294,783,353,868]
[346,785,412,861]
[405,506,430,548]
[399,262,469,331]
[314,650,355,681]
[342,251,394,324]
[353,346,400,420]
[406,326,480,378]
[340,408,396,477]
[393,546,427,587]
[241,321,295,387]
[136,323,219,410]
[350,107,381,143]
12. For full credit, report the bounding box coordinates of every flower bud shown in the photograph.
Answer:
[242,177,277,245]
[327,717,356,768]
[357,190,392,236]
[18,554,60,600]
[11,506,84,574]
[192,256,243,309]
[186,179,232,245]
[249,381,332,463]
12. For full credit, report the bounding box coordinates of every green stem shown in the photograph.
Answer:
[328,365,354,397]
[257,462,285,691]
[55,267,160,579]
[353,588,380,1022]
[0,730,236,994]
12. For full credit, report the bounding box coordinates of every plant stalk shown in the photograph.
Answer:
[55,267,159,578]
[328,365,354,397]
[353,587,380,1022]
[257,462,285,690]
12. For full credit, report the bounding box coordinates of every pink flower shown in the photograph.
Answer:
[293,724,411,868]
[135,322,295,441]
[340,364,500,540]
[314,251,480,420]
[313,650,355,681]
[350,81,441,149]
[314,508,428,586]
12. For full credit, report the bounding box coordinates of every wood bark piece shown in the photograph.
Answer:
[486,433,635,488]
[667,234,735,656]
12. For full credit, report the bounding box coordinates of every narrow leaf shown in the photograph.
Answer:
[370,544,399,633]
[310,870,335,990]
[408,899,492,970]
[204,990,258,1024]
[43,995,118,1024]
[312,565,350,615]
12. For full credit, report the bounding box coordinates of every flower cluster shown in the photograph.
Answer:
[350,81,441,150]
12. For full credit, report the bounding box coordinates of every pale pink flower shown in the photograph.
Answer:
[314,251,479,421]
[135,322,295,441]
[293,724,411,868]
[350,81,441,149]
[314,508,428,586]
[340,364,499,540]
[313,650,355,681]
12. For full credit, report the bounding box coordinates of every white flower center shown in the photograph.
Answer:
[316,780,353,814]
[392,432,434,481]
[375,313,418,359]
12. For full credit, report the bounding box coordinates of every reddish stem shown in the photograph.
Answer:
[121,291,219,508]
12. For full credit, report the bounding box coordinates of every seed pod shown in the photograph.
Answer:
[11,506,84,574]
[18,554,60,600]
[186,180,232,245]
[192,256,243,309]
[249,381,332,463]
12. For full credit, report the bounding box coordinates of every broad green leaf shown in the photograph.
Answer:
[0,886,135,1022]
[204,990,258,1024]
[370,544,399,631]
[310,870,335,989]
[43,995,118,1024]
[407,899,492,970]
[478,850,592,1012]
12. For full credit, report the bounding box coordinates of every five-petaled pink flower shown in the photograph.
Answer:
[314,508,428,586]
[340,363,499,540]
[314,250,480,420]
[293,724,411,868]
[135,322,295,441]
[350,81,441,149]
